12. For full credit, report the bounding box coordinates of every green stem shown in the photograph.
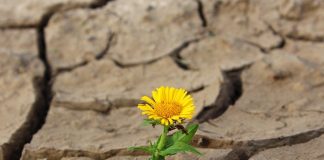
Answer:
[154,126,168,159]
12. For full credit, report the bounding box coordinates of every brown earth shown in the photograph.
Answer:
[0,0,324,160]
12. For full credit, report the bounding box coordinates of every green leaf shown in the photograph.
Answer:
[180,124,199,143]
[142,119,159,126]
[151,155,165,160]
[165,134,175,148]
[171,130,182,142]
[159,141,202,156]
[165,124,199,149]
[171,124,199,144]
[128,146,155,154]
[155,134,162,148]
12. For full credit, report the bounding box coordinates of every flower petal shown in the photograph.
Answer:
[152,90,161,103]
[141,96,156,106]
[137,86,196,126]
[168,118,174,125]
[138,104,153,111]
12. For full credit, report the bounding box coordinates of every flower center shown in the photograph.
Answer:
[154,102,182,118]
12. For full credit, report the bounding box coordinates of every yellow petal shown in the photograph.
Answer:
[158,86,166,102]
[180,96,194,107]
[161,119,166,125]
[165,87,170,101]
[151,116,161,120]
[149,115,156,119]
[171,115,180,120]
[168,118,174,125]
[163,118,169,126]
[138,104,153,111]
[141,96,156,106]
[152,90,160,103]
[178,89,187,100]
[181,106,194,113]
[169,87,175,101]
[173,89,181,102]
[137,86,196,125]
[142,111,153,115]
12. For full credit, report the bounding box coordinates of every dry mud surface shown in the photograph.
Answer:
[1,0,324,160]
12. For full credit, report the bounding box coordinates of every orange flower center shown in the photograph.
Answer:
[154,102,182,118]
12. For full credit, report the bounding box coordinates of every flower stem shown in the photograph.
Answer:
[154,126,169,159]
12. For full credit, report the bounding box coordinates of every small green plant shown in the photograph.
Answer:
[129,86,201,160]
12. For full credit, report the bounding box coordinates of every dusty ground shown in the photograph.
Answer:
[1,0,324,160]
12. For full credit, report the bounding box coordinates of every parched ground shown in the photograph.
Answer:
[1,0,324,160]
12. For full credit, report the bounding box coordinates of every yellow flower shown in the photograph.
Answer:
[138,86,195,126]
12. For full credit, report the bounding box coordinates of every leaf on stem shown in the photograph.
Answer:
[159,141,202,156]
[143,119,160,127]
[166,123,199,147]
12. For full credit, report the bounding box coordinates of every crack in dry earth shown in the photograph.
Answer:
[0,0,114,29]
[194,65,248,123]
[237,23,286,54]
[21,127,324,160]
[265,22,286,51]
[0,1,116,160]
[112,36,207,70]
[195,0,208,27]
[1,76,53,160]
[52,98,140,113]
[265,22,324,43]
[55,32,116,76]
[22,148,148,160]
[222,127,324,160]
[1,25,54,160]
[55,33,207,74]
[169,37,204,70]
[285,34,324,43]
[21,134,240,160]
